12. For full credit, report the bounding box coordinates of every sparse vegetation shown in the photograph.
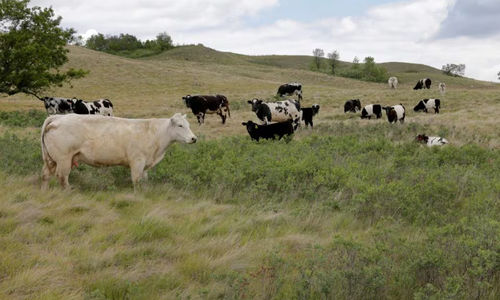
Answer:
[0,45,499,299]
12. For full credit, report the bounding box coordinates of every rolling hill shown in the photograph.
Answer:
[0,44,498,299]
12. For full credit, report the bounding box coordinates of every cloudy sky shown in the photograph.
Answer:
[31,0,500,81]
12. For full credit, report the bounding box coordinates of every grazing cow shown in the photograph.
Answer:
[73,98,114,116]
[301,104,320,127]
[344,99,361,113]
[40,97,114,116]
[416,134,449,147]
[40,97,75,115]
[40,113,197,190]
[382,104,406,123]
[360,104,383,119]
[277,82,303,100]
[439,82,446,94]
[388,77,398,89]
[247,98,301,130]
[182,94,230,125]
[413,78,432,90]
[242,120,294,141]
[413,99,441,113]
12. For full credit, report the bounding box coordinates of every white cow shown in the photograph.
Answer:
[41,113,197,190]
[438,82,446,95]
[388,77,398,89]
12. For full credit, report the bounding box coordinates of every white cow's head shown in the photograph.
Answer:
[170,113,197,144]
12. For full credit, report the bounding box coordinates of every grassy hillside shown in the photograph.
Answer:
[0,45,499,299]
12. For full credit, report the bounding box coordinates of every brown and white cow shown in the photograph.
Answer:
[40,113,197,190]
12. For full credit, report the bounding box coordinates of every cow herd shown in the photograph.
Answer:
[38,77,448,189]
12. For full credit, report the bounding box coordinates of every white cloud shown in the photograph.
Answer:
[29,0,500,81]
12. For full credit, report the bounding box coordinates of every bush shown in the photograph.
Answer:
[0,110,47,127]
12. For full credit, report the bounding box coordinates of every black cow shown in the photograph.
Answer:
[301,104,320,127]
[277,82,302,100]
[360,104,382,119]
[413,78,432,90]
[241,120,294,141]
[413,99,440,113]
[182,94,230,125]
[344,99,361,113]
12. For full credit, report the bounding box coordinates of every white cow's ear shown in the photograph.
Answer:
[182,114,187,119]
[171,117,177,126]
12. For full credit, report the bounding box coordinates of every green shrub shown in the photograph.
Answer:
[0,110,47,127]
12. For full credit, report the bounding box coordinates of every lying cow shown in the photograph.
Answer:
[344,99,361,113]
[382,104,406,124]
[182,94,230,125]
[40,113,197,190]
[360,104,382,119]
[388,77,398,89]
[247,98,301,130]
[416,134,449,147]
[242,120,294,141]
[40,97,114,116]
[301,104,320,127]
[439,82,446,94]
[413,78,432,90]
[277,82,302,100]
[413,99,441,113]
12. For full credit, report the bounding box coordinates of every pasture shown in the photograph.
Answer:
[0,45,499,299]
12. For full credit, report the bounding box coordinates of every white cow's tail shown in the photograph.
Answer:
[41,116,58,165]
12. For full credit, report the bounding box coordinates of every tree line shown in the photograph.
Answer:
[84,32,175,57]
[312,48,388,83]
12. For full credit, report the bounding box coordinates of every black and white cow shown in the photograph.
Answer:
[416,134,449,147]
[247,98,301,130]
[241,120,294,141]
[413,78,432,90]
[301,104,320,127]
[382,104,406,124]
[344,99,361,113]
[40,97,114,116]
[413,99,440,113]
[40,97,75,115]
[360,104,382,119]
[277,82,302,100]
[73,98,114,116]
[182,94,230,125]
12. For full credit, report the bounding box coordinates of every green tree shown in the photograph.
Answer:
[156,32,173,51]
[312,48,324,70]
[327,50,340,74]
[442,63,465,76]
[0,0,87,98]
[352,56,360,69]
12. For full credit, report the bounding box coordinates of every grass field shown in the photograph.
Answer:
[0,45,499,299]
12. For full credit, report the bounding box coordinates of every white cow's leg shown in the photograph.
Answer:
[142,170,148,181]
[41,162,54,190]
[130,159,146,191]
[55,157,71,189]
